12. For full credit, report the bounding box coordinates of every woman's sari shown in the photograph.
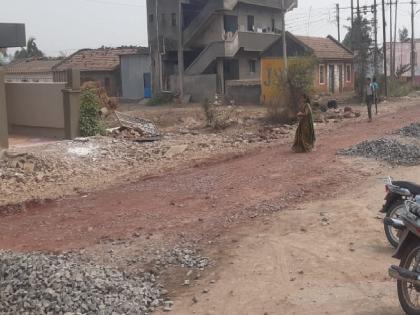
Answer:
[292,103,316,153]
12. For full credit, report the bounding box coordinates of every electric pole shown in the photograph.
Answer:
[281,0,288,76]
[411,0,416,87]
[351,0,354,49]
[389,0,394,77]
[382,0,389,96]
[336,3,341,42]
[374,0,379,76]
[357,0,361,19]
[393,0,398,77]
[177,0,184,102]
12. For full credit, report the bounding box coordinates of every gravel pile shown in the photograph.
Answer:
[338,138,420,166]
[165,248,210,269]
[0,251,164,315]
[399,123,420,138]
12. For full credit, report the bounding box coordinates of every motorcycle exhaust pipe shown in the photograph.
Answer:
[384,218,406,230]
[389,266,420,285]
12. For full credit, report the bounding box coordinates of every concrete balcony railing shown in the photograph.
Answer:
[185,31,279,75]
[224,0,298,11]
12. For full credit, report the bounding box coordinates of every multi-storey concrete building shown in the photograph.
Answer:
[147,0,298,101]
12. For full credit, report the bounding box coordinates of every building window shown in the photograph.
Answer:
[247,15,254,32]
[271,18,275,32]
[346,64,351,82]
[171,13,176,26]
[249,60,256,73]
[149,14,154,24]
[319,65,325,84]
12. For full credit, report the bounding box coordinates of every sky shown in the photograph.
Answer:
[2,0,417,56]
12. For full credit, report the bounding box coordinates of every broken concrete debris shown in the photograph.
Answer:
[114,111,160,138]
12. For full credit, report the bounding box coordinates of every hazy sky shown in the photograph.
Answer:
[2,0,417,56]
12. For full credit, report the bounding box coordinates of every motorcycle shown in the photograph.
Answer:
[389,201,420,315]
[381,176,420,247]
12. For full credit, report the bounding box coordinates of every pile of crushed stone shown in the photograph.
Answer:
[0,251,164,315]
[398,123,420,138]
[338,138,420,166]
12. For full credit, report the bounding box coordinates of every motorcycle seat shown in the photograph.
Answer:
[393,181,420,195]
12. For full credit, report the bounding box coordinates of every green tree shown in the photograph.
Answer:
[399,27,409,42]
[342,16,373,98]
[14,37,44,59]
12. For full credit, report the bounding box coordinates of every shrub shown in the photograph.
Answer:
[266,57,316,123]
[389,79,411,97]
[80,89,105,137]
[147,92,173,106]
[201,97,236,130]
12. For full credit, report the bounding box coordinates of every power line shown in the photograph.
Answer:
[82,0,145,8]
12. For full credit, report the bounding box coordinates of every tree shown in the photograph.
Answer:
[14,37,44,59]
[342,16,373,98]
[399,27,409,42]
[0,48,8,65]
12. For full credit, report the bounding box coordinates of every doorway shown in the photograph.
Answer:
[143,73,152,99]
[329,65,335,94]
[338,65,343,93]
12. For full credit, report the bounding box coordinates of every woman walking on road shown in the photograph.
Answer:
[292,94,316,153]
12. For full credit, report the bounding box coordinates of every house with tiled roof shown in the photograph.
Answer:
[53,47,147,96]
[261,32,354,103]
[4,58,63,83]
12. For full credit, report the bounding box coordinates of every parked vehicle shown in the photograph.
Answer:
[389,201,420,315]
[381,177,420,247]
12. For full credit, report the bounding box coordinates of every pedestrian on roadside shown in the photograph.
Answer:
[292,93,316,153]
[365,77,374,122]
[372,77,380,115]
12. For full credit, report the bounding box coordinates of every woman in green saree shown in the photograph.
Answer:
[292,94,316,153]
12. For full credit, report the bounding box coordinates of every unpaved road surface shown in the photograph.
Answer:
[1,100,420,314]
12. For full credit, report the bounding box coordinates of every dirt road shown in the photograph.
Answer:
[1,100,420,314]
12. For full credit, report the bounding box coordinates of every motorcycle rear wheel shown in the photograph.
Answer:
[385,200,406,248]
[398,241,420,315]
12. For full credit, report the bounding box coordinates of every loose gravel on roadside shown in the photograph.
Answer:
[0,251,164,315]
[398,123,420,138]
[338,138,420,166]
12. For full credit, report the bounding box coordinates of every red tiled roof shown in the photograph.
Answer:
[5,58,62,74]
[295,36,353,60]
[53,47,145,72]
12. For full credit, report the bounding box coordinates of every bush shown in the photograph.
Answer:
[201,97,236,130]
[80,89,105,137]
[266,57,316,123]
[147,92,173,106]
[389,79,412,97]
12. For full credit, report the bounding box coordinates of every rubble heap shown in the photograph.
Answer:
[338,138,420,166]
[399,123,420,138]
[0,152,67,184]
[0,251,163,315]
[165,247,210,269]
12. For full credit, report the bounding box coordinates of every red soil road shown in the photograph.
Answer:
[0,103,419,252]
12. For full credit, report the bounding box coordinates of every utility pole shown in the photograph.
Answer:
[382,0,389,96]
[351,0,354,49]
[393,0,398,77]
[389,0,394,77]
[374,0,379,76]
[177,0,184,102]
[411,0,416,87]
[357,0,361,19]
[281,0,288,76]
[336,3,341,42]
